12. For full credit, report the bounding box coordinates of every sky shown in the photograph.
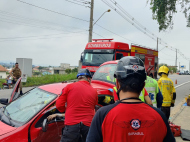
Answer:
[0,0,189,70]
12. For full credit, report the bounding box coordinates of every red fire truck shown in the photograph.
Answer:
[81,39,158,78]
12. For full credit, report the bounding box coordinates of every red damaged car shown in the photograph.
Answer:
[0,63,116,142]
[0,78,65,142]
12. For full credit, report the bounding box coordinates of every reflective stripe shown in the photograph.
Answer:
[162,101,171,107]
[153,104,157,107]
[145,87,156,92]
[113,87,117,91]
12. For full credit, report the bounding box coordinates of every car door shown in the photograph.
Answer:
[9,77,22,103]
[29,103,65,142]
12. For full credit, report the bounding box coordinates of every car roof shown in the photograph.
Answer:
[38,83,70,95]
[99,60,118,67]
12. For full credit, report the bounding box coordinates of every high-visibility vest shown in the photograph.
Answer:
[139,88,145,102]
[113,87,145,102]
[106,76,116,82]
[145,76,159,107]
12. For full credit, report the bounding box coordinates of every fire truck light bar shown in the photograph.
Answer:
[92,39,114,42]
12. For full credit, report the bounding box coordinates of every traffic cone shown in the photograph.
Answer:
[175,79,177,84]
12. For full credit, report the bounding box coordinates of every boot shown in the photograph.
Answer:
[20,91,23,95]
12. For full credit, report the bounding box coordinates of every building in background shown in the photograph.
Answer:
[50,63,78,75]
[0,65,7,79]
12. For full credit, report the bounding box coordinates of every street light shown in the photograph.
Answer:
[93,9,111,25]
[88,9,111,42]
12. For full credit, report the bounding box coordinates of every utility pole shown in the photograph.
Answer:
[179,62,180,71]
[88,0,94,42]
[175,49,177,67]
[156,37,159,79]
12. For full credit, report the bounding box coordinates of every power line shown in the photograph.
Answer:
[64,0,90,8]
[93,31,106,38]
[0,11,88,33]
[95,24,136,43]
[102,0,190,62]
[0,31,87,40]
[76,0,91,3]
[102,0,157,41]
[0,31,88,42]
[16,0,89,22]
[0,10,87,31]
[110,0,157,39]
[0,18,86,33]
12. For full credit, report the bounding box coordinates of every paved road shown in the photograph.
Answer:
[0,75,190,108]
[168,74,190,87]
[0,87,34,107]
[167,75,190,106]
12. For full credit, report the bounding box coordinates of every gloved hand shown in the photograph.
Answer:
[108,88,113,92]
[171,103,174,107]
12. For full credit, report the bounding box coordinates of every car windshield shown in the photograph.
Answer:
[4,88,57,124]
[92,64,117,84]
[82,50,114,66]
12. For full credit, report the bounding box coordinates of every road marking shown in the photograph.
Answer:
[175,81,190,89]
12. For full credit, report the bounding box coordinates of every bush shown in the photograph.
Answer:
[0,79,6,89]
[65,69,72,74]
[33,72,41,76]
[72,68,78,73]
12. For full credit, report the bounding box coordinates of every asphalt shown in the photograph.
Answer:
[0,87,34,107]
[0,74,190,142]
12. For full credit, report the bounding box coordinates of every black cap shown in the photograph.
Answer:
[114,56,146,83]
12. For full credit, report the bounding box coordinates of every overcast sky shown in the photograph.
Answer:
[0,0,189,70]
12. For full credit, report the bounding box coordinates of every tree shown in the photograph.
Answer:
[72,68,78,73]
[33,72,41,76]
[38,66,44,70]
[159,63,168,68]
[65,69,72,74]
[149,0,190,31]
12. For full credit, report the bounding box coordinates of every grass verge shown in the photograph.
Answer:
[0,79,6,89]
[22,73,77,87]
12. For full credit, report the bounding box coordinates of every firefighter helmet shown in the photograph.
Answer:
[158,65,169,76]
[77,69,92,78]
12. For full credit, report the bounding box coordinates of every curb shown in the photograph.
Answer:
[170,99,186,122]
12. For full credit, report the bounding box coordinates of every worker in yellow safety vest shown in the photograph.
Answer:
[158,65,176,120]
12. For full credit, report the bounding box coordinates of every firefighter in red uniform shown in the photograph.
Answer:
[86,56,175,142]
[56,69,98,142]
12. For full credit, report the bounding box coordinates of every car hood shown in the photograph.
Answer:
[91,80,114,96]
[0,121,17,136]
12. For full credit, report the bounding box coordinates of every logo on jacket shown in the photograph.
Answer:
[131,119,141,130]
[132,65,139,72]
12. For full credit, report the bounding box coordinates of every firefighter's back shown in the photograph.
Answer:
[158,74,174,107]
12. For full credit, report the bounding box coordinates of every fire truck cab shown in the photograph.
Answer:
[81,39,158,78]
